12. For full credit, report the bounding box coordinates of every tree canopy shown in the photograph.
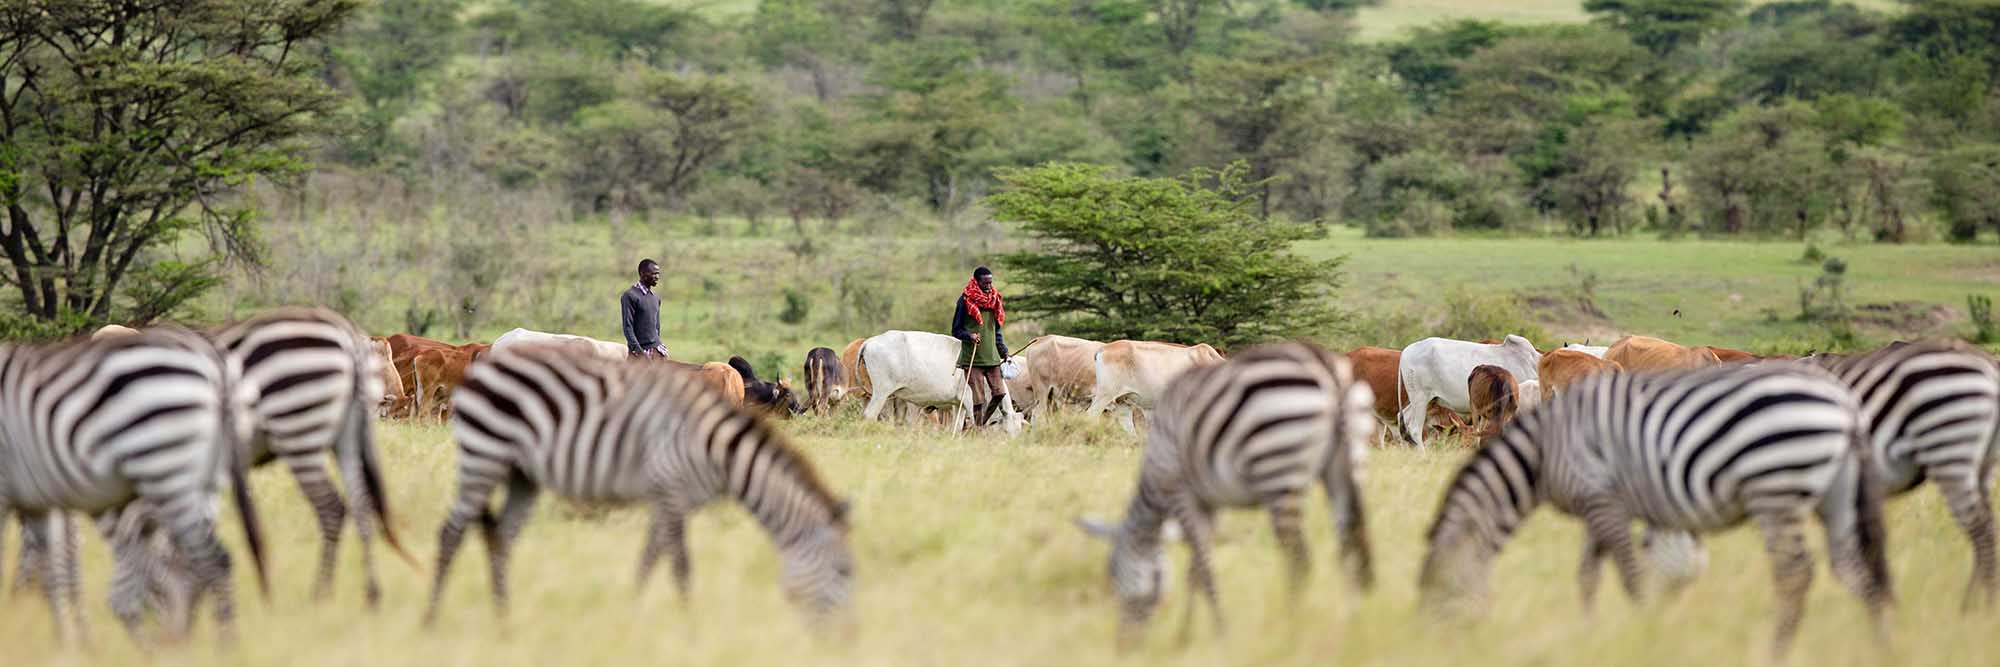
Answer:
[993,162,1343,347]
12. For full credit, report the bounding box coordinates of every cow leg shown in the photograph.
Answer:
[1398,395,1429,449]
[861,386,894,422]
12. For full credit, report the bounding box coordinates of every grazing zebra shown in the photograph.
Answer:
[11,308,416,617]
[1419,364,1894,657]
[0,327,270,644]
[1075,342,1376,649]
[422,345,855,631]
[1645,342,2000,609]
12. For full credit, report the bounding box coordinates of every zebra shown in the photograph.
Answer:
[0,326,271,645]
[422,345,856,631]
[11,307,416,622]
[1074,342,1376,649]
[1418,363,1894,657]
[1645,342,2000,609]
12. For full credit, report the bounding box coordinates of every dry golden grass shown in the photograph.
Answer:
[6,412,1999,666]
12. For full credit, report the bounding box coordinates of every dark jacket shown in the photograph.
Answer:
[950,295,1008,366]
[621,284,663,353]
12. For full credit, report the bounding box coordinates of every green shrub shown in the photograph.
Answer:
[1436,290,1550,345]
[1971,294,1997,344]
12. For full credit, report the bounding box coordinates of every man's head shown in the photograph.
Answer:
[973,266,994,292]
[638,259,661,288]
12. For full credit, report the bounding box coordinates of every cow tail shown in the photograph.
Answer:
[1394,360,1408,442]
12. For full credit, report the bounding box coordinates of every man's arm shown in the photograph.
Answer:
[995,324,1009,360]
[620,291,642,353]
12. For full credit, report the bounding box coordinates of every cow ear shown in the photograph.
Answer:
[1074,516,1120,541]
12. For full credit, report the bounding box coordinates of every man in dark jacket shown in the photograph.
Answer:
[952,266,1010,426]
[621,259,669,360]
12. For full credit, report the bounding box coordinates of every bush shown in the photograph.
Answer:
[779,287,811,325]
[1971,294,1997,344]
[1436,290,1550,345]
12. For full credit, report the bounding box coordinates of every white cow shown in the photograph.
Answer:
[860,330,1022,435]
[1560,342,1609,358]
[1397,335,1542,448]
[491,327,628,363]
[1087,340,1226,433]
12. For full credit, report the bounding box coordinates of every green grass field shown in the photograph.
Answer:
[6,413,1999,666]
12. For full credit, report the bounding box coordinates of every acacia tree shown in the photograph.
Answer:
[993,162,1342,348]
[0,0,360,325]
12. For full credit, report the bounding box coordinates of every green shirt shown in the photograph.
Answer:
[957,311,1001,368]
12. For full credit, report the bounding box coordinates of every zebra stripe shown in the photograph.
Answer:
[210,307,414,606]
[1419,363,1893,657]
[14,307,415,622]
[1077,342,1375,649]
[1648,343,2000,609]
[422,345,854,630]
[0,327,268,645]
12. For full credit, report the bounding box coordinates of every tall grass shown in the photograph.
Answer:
[4,416,1995,666]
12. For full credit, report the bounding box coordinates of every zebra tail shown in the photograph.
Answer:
[346,360,420,571]
[230,446,272,600]
[1851,425,1895,605]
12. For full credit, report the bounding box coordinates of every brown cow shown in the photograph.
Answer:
[803,347,845,416]
[1606,335,1720,373]
[1345,346,1472,444]
[389,335,488,407]
[1467,365,1520,438]
[1007,334,1104,418]
[411,347,478,421]
[1536,348,1623,401]
[1697,346,1757,364]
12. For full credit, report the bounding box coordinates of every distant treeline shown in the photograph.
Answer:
[323,0,2000,242]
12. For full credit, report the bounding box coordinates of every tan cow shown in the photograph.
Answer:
[367,336,409,419]
[1467,364,1520,438]
[1537,348,1623,401]
[1697,346,1758,364]
[665,360,746,405]
[1006,335,1105,419]
[1087,340,1226,433]
[411,347,479,421]
[841,337,871,399]
[90,324,140,340]
[1606,335,1720,373]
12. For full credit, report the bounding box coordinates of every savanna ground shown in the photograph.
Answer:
[6,411,1999,667]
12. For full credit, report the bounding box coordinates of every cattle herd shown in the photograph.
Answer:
[3,307,1998,659]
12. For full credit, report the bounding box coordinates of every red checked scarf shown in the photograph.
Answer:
[961,277,1004,326]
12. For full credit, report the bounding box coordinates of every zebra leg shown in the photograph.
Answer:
[29,513,86,645]
[423,462,507,627]
[483,471,540,618]
[13,512,47,598]
[281,453,352,606]
[1173,498,1223,643]
[1268,494,1310,605]
[1756,508,1814,658]
[1578,497,1646,604]
[1577,532,1604,612]
[636,503,691,600]
[162,512,238,645]
[1939,474,1998,611]
[98,508,155,645]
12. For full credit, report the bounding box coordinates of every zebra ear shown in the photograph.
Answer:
[831,499,851,525]
[1074,516,1119,540]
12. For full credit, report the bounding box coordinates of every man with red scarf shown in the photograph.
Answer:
[951,266,1011,427]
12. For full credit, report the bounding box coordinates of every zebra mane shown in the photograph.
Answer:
[742,415,851,525]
